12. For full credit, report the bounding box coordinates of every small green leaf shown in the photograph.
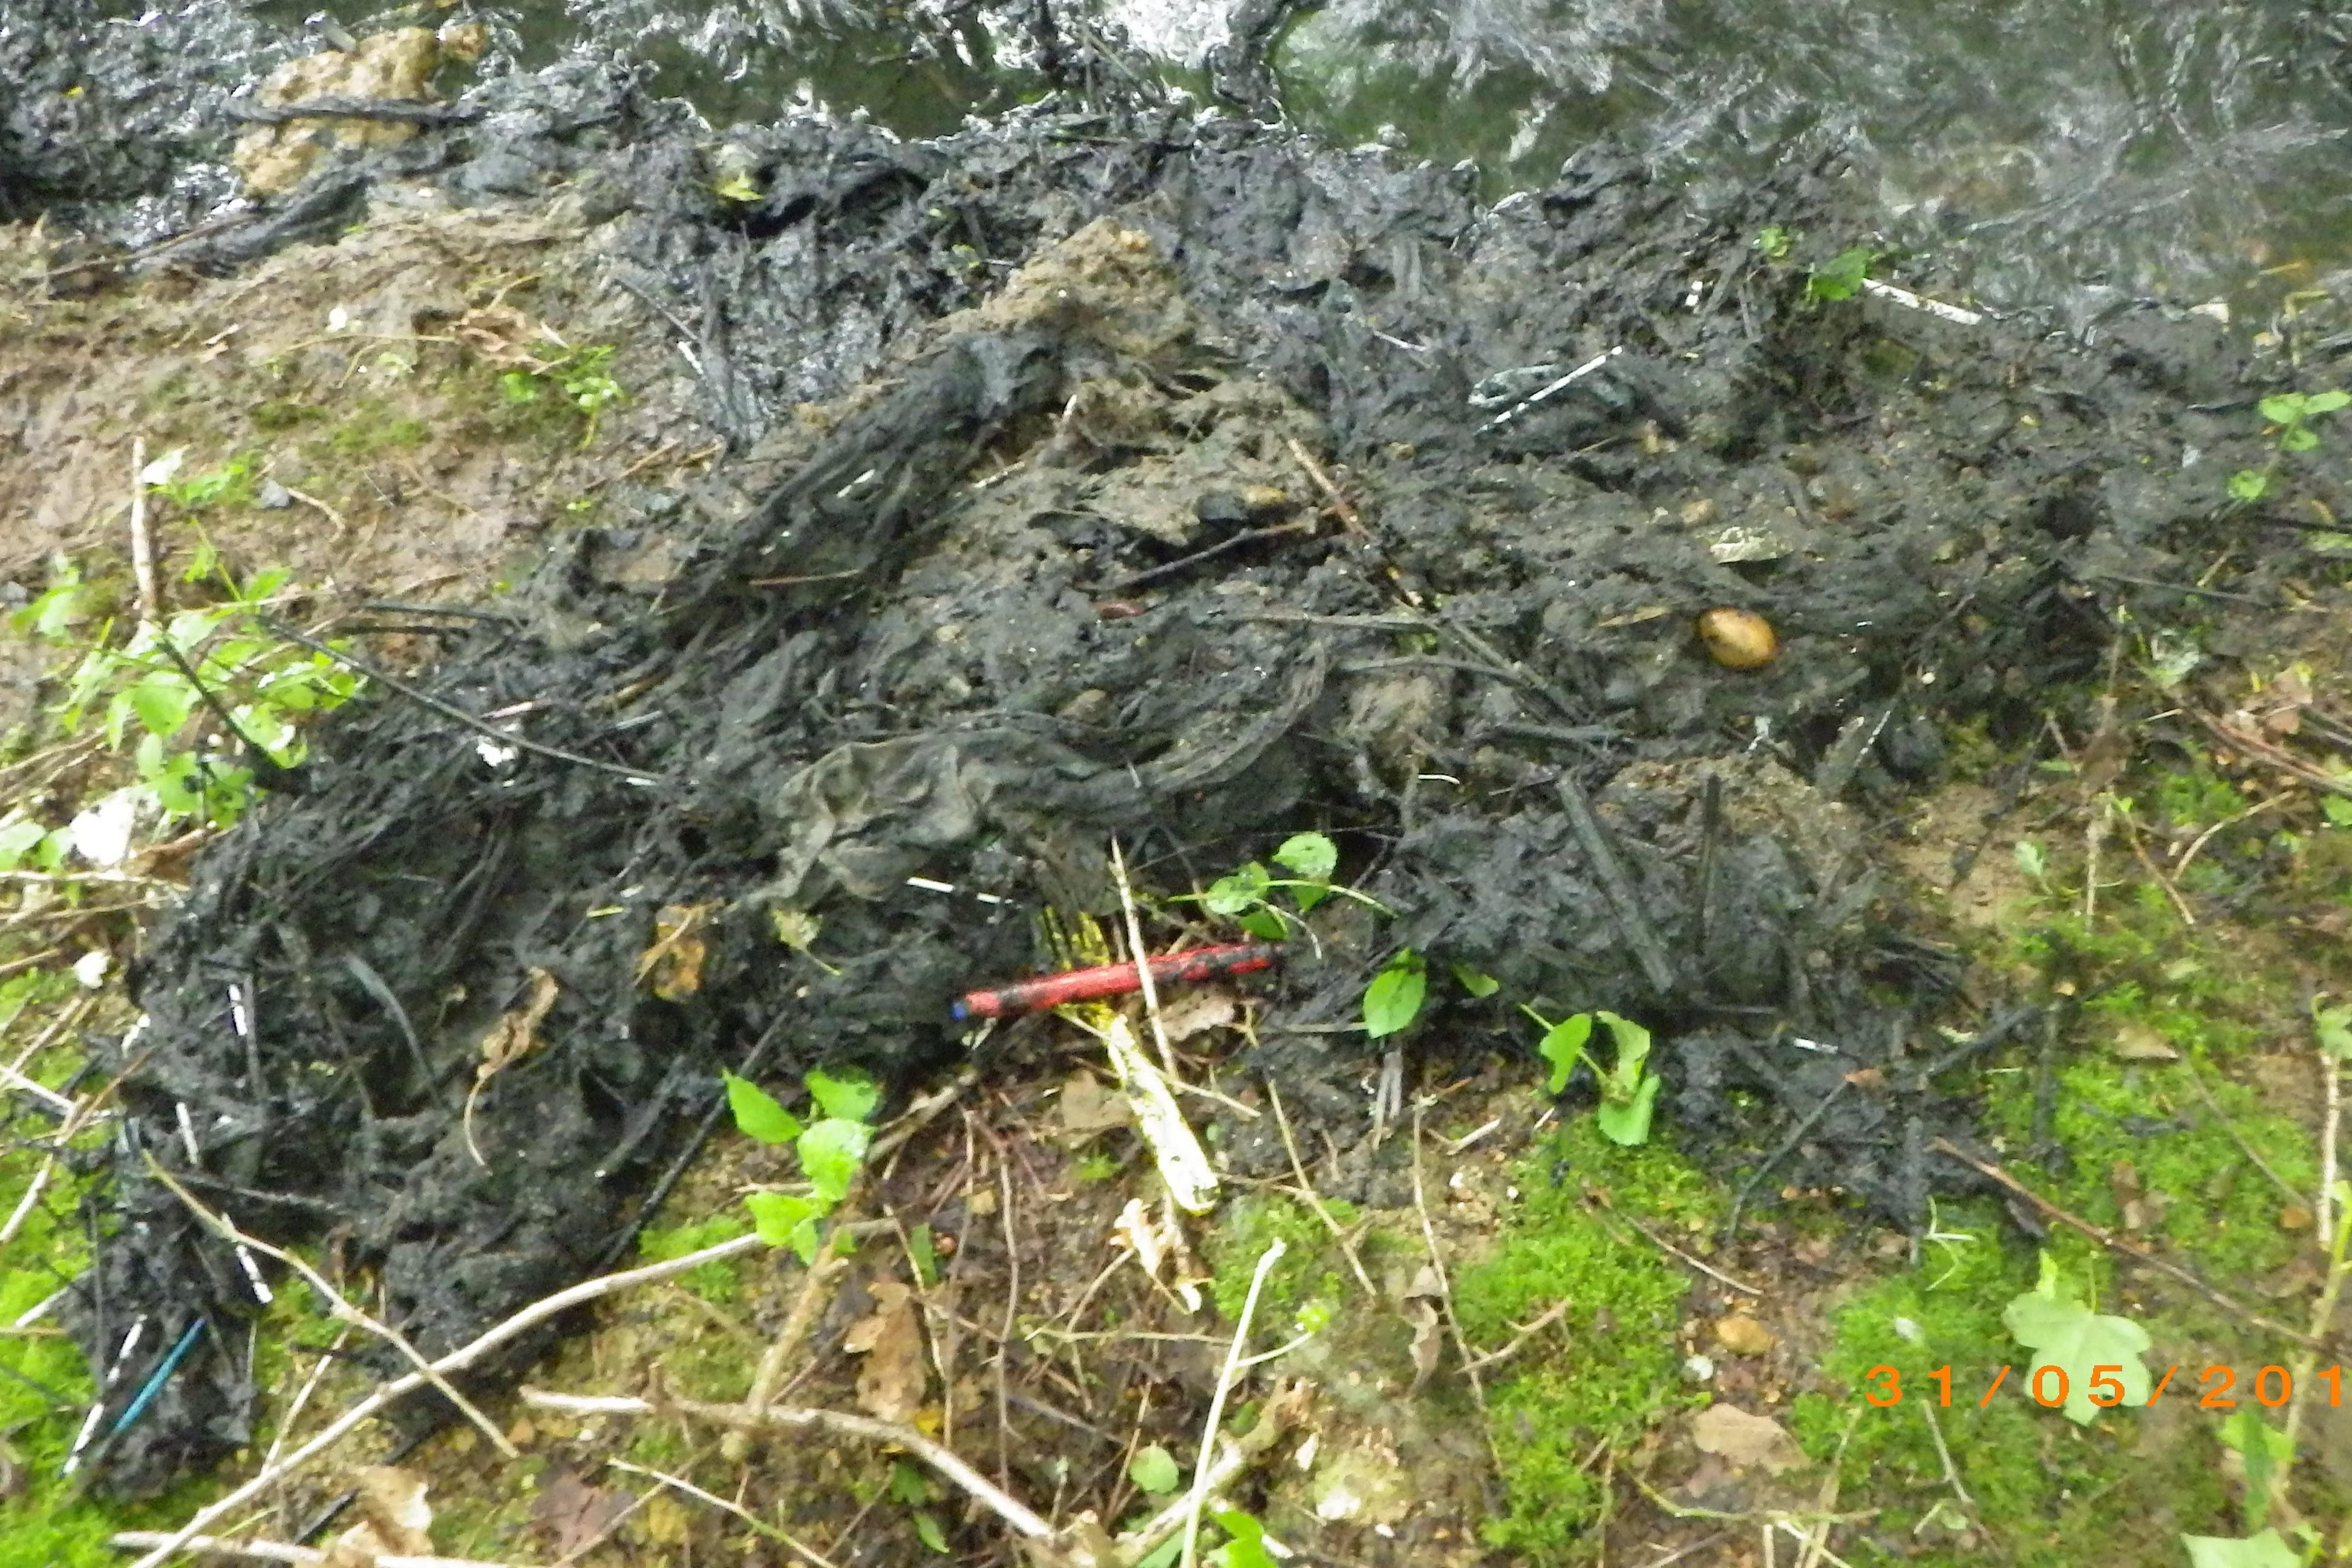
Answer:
[128,675,196,740]
[912,1511,949,1553]
[806,1065,880,1124]
[2227,469,2270,503]
[1537,1014,1593,1095]
[0,817,47,872]
[1237,907,1290,941]
[2013,840,2048,880]
[2312,998,2352,1060]
[890,1460,932,1506]
[725,1071,804,1145]
[2324,796,2352,829]
[1364,949,1427,1039]
[1451,963,1500,998]
[2305,389,2351,416]
[2001,1255,2151,1425]
[909,1223,939,1285]
[799,1118,873,1205]
[2259,394,2308,427]
[1595,1073,1661,1146]
[1806,245,1878,302]
[1595,1010,1653,1088]
[1289,880,1332,913]
[2217,1409,2295,1531]
[2181,1529,2302,1568]
[1203,863,1272,915]
[744,1191,818,1249]
[1272,832,1337,881]
[1212,1511,1278,1568]
[1129,1443,1181,1495]
[2282,425,2320,454]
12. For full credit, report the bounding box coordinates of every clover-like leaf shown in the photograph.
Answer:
[725,1071,803,1145]
[1364,949,1427,1039]
[2001,1254,2151,1425]
[1595,1010,1653,1092]
[1212,1511,1278,1568]
[1452,964,1501,999]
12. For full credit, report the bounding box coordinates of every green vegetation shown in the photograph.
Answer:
[1362,948,1426,1038]
[725,1067,880,1262]
[1524,1008,1662,1146]
[494,343,627,449]
[1189,831,1391,939]
[2229,390,2348,504]
[1455,1117,1716,1558]
[1806,244,1883,304]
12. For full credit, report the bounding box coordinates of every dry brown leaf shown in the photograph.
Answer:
[843,1279,926,1423]
[2111,1022,2180,1062]
[1400,1263,1446,1302]
[1155,984,1237,1044]
[1059,1071,1132,1136]
[325,1465,434,1565]
[462,967,559,1166]
[1690,1403,1807,1475]
[635,903,714,1001]
[452,303,560,371]
[532,1468,632,1558]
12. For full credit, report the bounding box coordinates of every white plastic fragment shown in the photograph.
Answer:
[1858,277,1983,326]
[1103,1013,1218,1214]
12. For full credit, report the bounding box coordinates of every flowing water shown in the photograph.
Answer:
[425,0,2352,322]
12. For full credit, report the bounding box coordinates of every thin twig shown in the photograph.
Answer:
[130,436,158,621]
[1593,1192,1763,1296]
[126,1232,771,1568]
[1411,1102,1498,1454]
[2174,792,2288,881]
[1928,1138,2325,1348]
[1110,837,1180,1079]
[108,1537,534,1567]
[2322,1018,2344,1252]
[146,1160,517,1457]
[1459,1299,1573,1374]
[2177,1059,2302,1206]
[1264,1082,1376,1299]
[520,1389,1056,1544]
[1180,1240,1285,1568]
[607,1459,838,1567]
[1284,436,1361,530]
[260,1328,351,1477]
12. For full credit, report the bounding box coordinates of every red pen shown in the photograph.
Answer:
[953,942,1282,1021]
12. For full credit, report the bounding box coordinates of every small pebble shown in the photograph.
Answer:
[1715,1314,1777,1357]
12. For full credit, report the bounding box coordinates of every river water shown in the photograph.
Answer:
[418,0,2350,325]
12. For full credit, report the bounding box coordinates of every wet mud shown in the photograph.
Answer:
[10,11,2347,1498]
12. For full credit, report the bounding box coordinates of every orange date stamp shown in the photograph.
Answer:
[1859,1364,2341,1410]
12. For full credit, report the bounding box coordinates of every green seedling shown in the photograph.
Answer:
[2218,1408,2296,1532]
[2229,390,2348,503]
[2180,1528,2305,1568]
[6,557,361,844]
[1754,225,1793,261]
[1806,245,1883,303]
[1129,1445,1181,1495]
[496,342,628,448]
[1523,1007,1662,1146]
[726,1067,879,1264]
[1186,831,1393,939]
[2001,1252,2151,1426]
[1364,948,1426,1038]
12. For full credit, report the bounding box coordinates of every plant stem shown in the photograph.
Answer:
[1180,1239,1285,1568]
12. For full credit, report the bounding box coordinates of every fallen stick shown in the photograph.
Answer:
[123,1231,769,1568]
[520,1388,1055,1544]
[130,436,158,622]
[146,1159,516,1457]
[1927,1138,2326,1350]
[109,1537,532,1567]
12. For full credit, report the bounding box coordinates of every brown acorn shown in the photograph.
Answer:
[1697,607,1777,670]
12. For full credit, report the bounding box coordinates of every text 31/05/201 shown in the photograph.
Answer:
[1861,1364,2336,1410]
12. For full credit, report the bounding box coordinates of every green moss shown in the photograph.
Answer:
[639,1213,753,1303]
[1204,1193,1343,1326]
[1452,1117,1717,1560]
[321,402,430,458]
[1786,1220,2235,1566]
